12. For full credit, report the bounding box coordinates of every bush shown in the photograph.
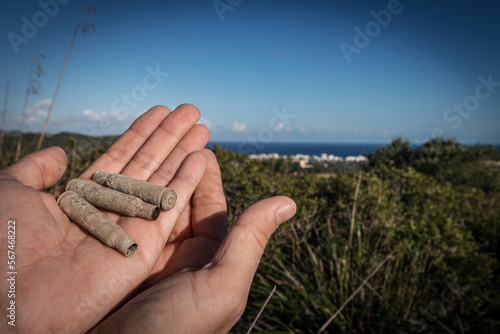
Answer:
[215,144,500,333]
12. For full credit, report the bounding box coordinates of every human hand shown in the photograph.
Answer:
[89,149,297,334]
[0,103,297,334]
[0,104,212,333]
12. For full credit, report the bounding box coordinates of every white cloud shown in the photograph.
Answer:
[353,128,373,136]
[83,109,105,121]
[83,109,129,122]
[274,122,291,131]
[110,109,128,121]
[4,99,146,135]
[24,98,51,127]
[32,98,51,109]
[376,129,390,136]
[83,109,127,121]
[198,117,213,130]
[231,121,247,133]
[297,126,307,134]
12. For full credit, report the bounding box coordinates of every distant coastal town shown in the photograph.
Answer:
[249,152,368,169]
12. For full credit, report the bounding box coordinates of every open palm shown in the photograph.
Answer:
[0,104,296,334]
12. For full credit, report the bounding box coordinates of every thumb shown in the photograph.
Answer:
[211,196,296,289]
[2,146,67,190]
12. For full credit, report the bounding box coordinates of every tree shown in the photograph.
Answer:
[368,137,414,169]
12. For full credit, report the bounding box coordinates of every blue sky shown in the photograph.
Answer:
[1,0,499,144]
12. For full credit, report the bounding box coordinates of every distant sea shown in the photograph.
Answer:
[208,141,500,158]
[208,142,395,158]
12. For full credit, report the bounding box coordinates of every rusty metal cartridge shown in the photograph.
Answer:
[57,191,138,257]
[66,179,160,221]
[93,170,177,211]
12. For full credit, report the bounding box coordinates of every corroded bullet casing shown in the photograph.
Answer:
[66,179,160,221]
[57,191,138,257]
[93,170,177,211]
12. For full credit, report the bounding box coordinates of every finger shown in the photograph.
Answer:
[161,145,220,244]
[165,200,193,243]
[80,105,171,179]
[144,161,225,283]
[152,149,226,275]
[120,151,208,249]
[210,196,296,288]
[148,150,227,275]
[77,124,209,224]
[148,124,210,186]
[191,149,227,242]
[159,150,207,235]
[120,104,201,179]
[1,146,67,190]
[144,236,221,287]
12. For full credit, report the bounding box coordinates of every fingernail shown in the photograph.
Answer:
[276,201,296,228]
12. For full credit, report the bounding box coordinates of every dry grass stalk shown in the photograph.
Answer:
[347,171,363,251]
[15,55,44,161]
[0,82,9,162]
[37,0,96,150]
[246,285,277,334]
[317,249,397,333]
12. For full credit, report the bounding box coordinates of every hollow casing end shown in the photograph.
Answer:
[160,189,177,211]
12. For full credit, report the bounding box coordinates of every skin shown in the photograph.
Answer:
[0,104,296,333]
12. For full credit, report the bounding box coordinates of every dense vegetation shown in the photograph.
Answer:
[1,136,499,333]
[219,138,500,333]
